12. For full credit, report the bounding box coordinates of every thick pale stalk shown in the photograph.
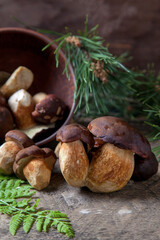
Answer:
[86,143,134,193]
[23,159,51,190]
[59,140,89,187]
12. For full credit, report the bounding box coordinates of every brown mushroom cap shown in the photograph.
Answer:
[0,106,14,143]
[13,145,45,180]
[56,123,94,149]
[31,94,66,124]
[5,130,34,148]
[88,116,151,159]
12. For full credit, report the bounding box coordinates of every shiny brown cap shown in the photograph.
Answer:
[32,94,66,124]
[56,123,94,149]
[5,130,34,148]
[13,145,45,180]
[87,116,151,158]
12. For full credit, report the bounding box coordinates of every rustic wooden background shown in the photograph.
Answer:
[0,0,160,71]
[0,1,160,240]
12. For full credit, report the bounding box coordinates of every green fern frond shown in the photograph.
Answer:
[9,213,25,235]
[43,217,52,232]
[36,217,44,232]
[0,175,75,238]
[52,219,74,238]
[23,215,35,233]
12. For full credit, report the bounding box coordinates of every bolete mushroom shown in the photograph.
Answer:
[0,66,33,98]
[13,145,56,190]
[56,123,94,187]
[87,116,158,184]
[0,130,34,175]
[8,89,35,129]
[32,94,66,124]
[56,117,158,193]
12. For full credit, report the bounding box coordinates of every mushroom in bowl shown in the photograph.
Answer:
[0,28,76,145]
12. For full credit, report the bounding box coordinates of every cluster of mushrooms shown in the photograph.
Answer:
[0,67,158,192]
[0,130,56,190]
[55,116,158,193]
[0,66,66,142]
[0,115,158,192]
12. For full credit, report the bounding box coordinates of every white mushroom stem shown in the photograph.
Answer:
[85,143,134,193]
[8,89,35,129]
[59,140,89,187]
[23,158,52,190]
[0,66,33,98]
[0,141,23,175]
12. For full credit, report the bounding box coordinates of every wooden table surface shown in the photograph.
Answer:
[0,160,160,240]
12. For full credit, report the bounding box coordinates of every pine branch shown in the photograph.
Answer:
[0,175,74,238]
[36,16,139,117]
[12,16,160,156]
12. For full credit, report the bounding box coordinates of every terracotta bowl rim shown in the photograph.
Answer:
[0,27,76,146]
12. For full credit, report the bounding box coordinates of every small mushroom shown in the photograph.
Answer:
[0,106,14,143]
[32,94,66,124]
[0,130,34,175]
[88,116,158,184]
[0,66,33,98]
[0,141,22,175]
[8,89,35,129]
[5,130,34,148]
[56,124,94,187]
[13,145,56,190]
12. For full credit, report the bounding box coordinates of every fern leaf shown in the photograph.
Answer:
[23,215,35,233]
[16,186,35,198]
[16,199,31,208]
[4,190,12,198]
[6,179,14,189]
[43,217,52,232]
[14,179,24,188]
[0,174,75,238]
[0,191,4,198]
[0,180,8,190]
[9,213,25,235]
[36,217,44,232]
[48,210,68,218]
[51,220,74,238]
[61,224,75,238]
[0,206,16,215]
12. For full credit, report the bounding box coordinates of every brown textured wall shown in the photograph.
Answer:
[0,0,160,70]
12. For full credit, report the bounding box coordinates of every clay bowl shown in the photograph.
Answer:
[0,27,76,146]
